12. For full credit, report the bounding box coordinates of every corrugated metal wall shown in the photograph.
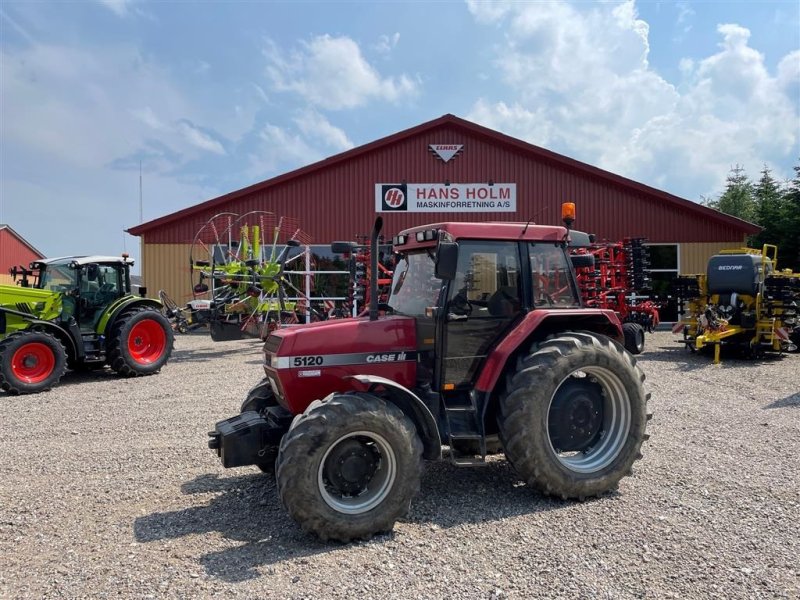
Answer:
[142,242,194,305]
[680,241,748,274]
[140,124,746,246]
[1,229,42,275]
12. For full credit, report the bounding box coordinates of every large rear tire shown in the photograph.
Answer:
[622,322,645,354]
[0,331,67,395]
[107,307,174,376]
[498,332,650,499]
[276,393,423,542]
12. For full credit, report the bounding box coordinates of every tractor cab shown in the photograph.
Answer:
[390,224,583,402]
[32,256,133,330]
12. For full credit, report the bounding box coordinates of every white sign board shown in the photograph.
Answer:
[375,183,516,213]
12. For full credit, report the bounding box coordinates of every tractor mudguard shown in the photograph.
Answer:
[0,312,79,361]
[346,374,441,460]
[98,297,163,335]
[475,309,623,394]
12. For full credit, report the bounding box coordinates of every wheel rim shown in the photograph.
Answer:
[546,367,631,474]
[11,342,55,384]
[317,430,396,515]
[128,319,167,364]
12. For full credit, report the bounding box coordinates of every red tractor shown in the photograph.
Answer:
[570,237,660,354]
[208,209,651,541]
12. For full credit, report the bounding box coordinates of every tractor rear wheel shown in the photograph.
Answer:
[622,322,645,354]
[107,308,174,376]
[276,392,423,542]
[0,331,67,395]
[498,332,650,499]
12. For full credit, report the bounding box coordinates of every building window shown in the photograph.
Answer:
[646,243,679,321]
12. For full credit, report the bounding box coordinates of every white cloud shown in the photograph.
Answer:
[263,34,419,110]
[293,110,353,151]
[247,124,323,179]
[178,121,226,154]
[97,0,133,17]
[465,0,799,200]
[374,32,401,55]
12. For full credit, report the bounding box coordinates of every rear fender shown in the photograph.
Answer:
[100,297,163,335]
[0,314,78,361]
[347,374,441,460]
[475,309,623,395]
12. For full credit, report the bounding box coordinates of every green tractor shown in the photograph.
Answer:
[0,255,174,395]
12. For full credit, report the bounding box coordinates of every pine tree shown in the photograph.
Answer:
[716,165,756,223]
[778,164,800,272]
[752,165,785,249]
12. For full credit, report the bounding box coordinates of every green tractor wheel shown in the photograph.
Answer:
[0,330,68,395]
[107,307,174,376]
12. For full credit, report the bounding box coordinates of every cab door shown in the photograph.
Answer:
[436,241,523,390]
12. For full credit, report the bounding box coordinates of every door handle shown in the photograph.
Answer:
[447,313,468,321]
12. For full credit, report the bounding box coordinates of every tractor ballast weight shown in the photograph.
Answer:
[0,255,174,395]
[208,205,651,542]
[672,245,800,363]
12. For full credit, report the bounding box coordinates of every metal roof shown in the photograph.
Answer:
[34,256,135,266]
[127,114,760,238]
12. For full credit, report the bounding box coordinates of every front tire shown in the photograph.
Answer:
[107,307,174,376]
[498,332,650,499]
[0,331,67,395]
[622,322,645,354]
[276,393,423,542]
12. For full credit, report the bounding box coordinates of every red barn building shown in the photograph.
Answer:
[128,114,758,319]
[0,225,44,286]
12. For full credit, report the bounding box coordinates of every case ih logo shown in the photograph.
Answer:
[381,184,407,211]
[429,144,463,163]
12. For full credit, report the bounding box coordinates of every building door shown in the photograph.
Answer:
[646,244,679,321]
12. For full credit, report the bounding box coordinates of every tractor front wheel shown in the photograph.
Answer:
[276,393,423,542]
[622,322,645,354]
[0,331,67,395]
[107,308,174,376]
[498,332,650,499]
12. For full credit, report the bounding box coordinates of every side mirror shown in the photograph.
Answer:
[435,241,459,280]
[571,254,595,269]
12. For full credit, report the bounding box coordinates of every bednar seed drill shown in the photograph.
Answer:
[671,244,800,363]
[208,205,651,542]
[570,237,660,354]
[0,256,174,395]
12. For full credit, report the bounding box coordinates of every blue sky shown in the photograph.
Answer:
[1,0,798,271]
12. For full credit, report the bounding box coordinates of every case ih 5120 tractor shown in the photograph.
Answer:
[209,208,651,542]
[0,256,174,395]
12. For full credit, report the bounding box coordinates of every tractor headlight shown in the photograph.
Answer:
[269,353,279,368]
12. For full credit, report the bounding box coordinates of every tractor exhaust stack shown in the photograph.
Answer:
[369,217,383,321]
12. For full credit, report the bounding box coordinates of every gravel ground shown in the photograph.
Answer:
[1,331,798,599]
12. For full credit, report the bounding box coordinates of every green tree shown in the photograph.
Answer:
[778,164,800,272]
[715,165,756,223]
[752,165,785,250]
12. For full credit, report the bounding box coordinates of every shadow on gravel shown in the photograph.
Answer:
[764,393,800,409]
[169,345,262,364]
[133,460,574,582]
[641,345,786,371]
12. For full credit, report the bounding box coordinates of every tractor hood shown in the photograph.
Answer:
[262,315,418,414]
[266,314,417,361]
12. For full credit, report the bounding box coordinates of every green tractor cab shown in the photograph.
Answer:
[0,255,174,395]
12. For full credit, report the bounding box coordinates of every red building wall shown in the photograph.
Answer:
[0,227,43,276]
[133,117,754,245]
